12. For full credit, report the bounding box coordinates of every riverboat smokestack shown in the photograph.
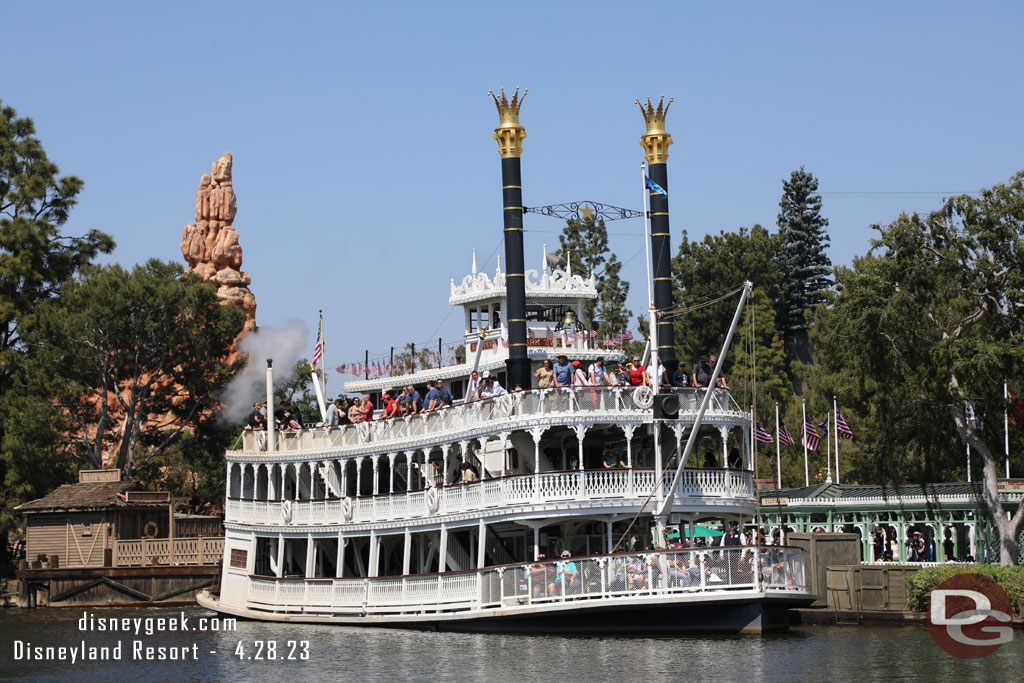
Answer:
[637,96,677,376]
[489,87,531,390]
[266,358,275,453]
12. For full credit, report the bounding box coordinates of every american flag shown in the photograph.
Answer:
[546,327,555,343]
[836,411,855,439]
[622,331,634,342]
[778,422,796,446]
[335,363,347,375]
[754,422,774,444]
[312,326,323,367]
[802,418,821,452]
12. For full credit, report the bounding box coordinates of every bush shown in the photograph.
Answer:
[906,565,1024,614]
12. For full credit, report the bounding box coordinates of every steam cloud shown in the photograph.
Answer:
[219,320,309,424]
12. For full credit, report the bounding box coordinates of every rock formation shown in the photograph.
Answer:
[181,152,257,336]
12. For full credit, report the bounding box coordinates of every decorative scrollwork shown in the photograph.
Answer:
[524,201,644,222]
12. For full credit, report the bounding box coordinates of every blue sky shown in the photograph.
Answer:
[4,0,1023,381]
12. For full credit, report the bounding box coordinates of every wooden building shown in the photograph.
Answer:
[15,469,222,569]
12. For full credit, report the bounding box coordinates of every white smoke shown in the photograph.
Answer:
[220,320,310,424]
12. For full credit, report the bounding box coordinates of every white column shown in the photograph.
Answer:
[355,457,363,497]
[388,453,395,494]
[369,529,379,577]
[625,426,635,468]
[305,532,315,578]
[719,426,729,467]
[275,533,284,578]
[439,524,448,572]
[406,452,413,494]
[403,528,412,575]
[606,519,613,553]
[372,455,380,495]
[336,531,345,578]
[533,526,540,560]
[477,519,487,568]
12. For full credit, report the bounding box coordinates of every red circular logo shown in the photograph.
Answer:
[927,573,1014,659]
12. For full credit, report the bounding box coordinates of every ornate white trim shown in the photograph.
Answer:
[449,268,598,306]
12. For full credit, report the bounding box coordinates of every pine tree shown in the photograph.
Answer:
[556,215,633,337]
[776,167,831,366]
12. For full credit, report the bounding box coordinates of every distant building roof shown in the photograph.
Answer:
[15,480,166,514]
[759,482,986,501]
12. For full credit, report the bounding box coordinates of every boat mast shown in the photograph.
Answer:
[657,281,752,517]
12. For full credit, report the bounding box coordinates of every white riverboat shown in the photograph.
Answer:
[198,254,812,633]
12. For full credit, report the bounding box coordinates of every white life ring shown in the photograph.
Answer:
[425,486,439,514]
[633,385,654,409]
[143,521,159,539]
[281,499,293,523]
[342,496,354,522]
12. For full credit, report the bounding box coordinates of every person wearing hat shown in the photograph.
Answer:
[628,356,646,386]
[907,530,926,562]
[551,550,580,595]
[570,360,590,386]
[721,520,743,547]
[381,392,400,419]
[553,354,573,387]
[692,355,713,388]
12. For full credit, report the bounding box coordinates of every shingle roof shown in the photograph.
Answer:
[15,480,154,513]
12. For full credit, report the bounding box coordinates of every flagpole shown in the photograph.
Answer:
[802,399,809,486]
[319,310,326,400]
[1005,381,1011,478]
[775,402,782,488]
[833,395,840,484]
[825,410,832,482]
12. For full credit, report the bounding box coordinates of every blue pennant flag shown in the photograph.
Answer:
[645,175,668,197]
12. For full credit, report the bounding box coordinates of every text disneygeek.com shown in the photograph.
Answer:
[11,611,244,663]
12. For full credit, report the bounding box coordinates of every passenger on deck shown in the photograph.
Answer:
[248,402,265,429]
[588,358,606,386]
[347,397,363,423]
[436,379,453,407]
[480,375,507,398]
[406,385,423,414]
[702,452,718,468]
[691,356,713,388]
[359,394,374,422]
[728,448,742,470]
[550,551,580,595]
[459,462,479,483]
[610,363,628,386]
[534,359,555,389]
[628,357,646,386]
[528,554,551,598]
[671,366,690,387]
[710,354,728,389]
[381,393,401,419]
[325,398,342,426]
[553,354,572,387]
[571,361,590,386]
[602,445,625,469]
[466,371,482,402]
[424,381,441,411]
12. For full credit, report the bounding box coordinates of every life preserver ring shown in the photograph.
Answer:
[143,521,159,539]
[281,499,293,523]
[342,496,354,522]
[633,385,654,409]
[426,486,440,514]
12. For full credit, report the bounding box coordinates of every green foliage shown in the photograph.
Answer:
[810,172,1024,562]
[776,167,831,339]
[19,259,243,476]
[0,100,114,570]
[556,216,633,336]
[906,565,1024,614]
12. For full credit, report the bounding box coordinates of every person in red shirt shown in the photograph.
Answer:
[628,355,646,386]
[381,393,400,418]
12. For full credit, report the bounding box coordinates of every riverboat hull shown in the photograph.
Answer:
[198,588,814,635]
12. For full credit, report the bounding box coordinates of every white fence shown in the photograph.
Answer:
[239,387,744,454]
[245,546,806,617]
[226,468,755,526]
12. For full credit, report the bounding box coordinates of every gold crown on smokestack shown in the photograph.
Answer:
[489,87,527,126]
[636,95,673,135]
[489,87,528,158]
[636,95,673,164]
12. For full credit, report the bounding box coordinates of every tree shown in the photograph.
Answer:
[812,173,1024,564]
[21,259,243,477]
[555,216,633,336]
[776,167,831,367]
[1,100,114,571]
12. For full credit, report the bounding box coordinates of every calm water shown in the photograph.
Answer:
[2,606,1021,682]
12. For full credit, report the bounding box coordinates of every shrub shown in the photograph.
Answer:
[906,565,1024,614]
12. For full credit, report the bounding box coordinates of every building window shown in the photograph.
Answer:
[229,548,247,569]
[82,522,92,537]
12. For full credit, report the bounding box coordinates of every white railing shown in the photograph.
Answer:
[225,468,754,527]
[238,387,744,455]
[244,546,806,617]
[114,537,223,567]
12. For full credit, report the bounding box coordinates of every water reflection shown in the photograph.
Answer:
[1,606,1021,682]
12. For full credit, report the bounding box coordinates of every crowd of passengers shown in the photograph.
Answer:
[246,354,728,431]
[525,523,788,597]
